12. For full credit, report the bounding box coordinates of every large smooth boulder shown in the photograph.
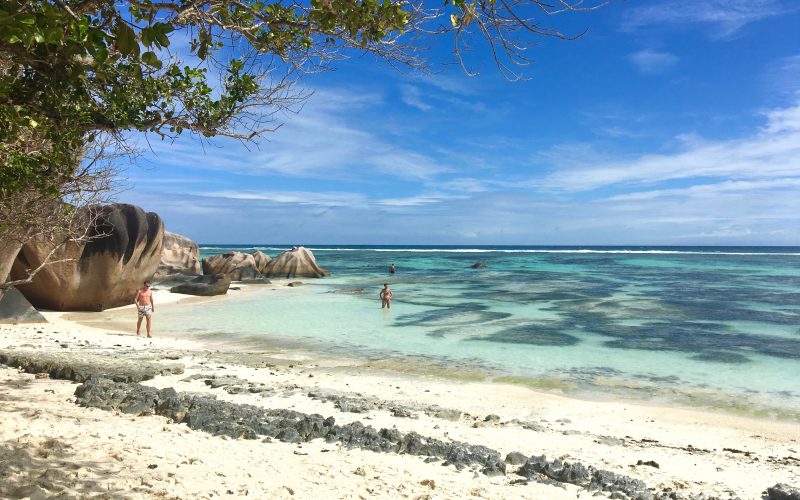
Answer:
[202,251,258,281]
[155,231,201,278]
[11,204,163,311]
[0,287,47,323]
[262,247,330,278]
[251,250,272,273]
[170,274,231,296]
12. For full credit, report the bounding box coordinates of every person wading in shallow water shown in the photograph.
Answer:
[135,281,155,337]
[389,263,396,274]
[380,283,393,309]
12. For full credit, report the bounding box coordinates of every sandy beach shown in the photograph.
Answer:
[1,288,799,500]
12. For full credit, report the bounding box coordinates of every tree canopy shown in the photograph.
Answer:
[1,0,605,196]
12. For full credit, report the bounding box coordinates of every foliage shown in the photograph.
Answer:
[1,0,605,194]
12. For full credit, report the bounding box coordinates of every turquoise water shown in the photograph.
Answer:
[159,246,800,417]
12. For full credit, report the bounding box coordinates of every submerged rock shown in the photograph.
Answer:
[170,274,231,296]
[0,287,46,323]
[471,263,488,269]
[11,203,163,311]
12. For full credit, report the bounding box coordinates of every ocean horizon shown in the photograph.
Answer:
[156,244,800,419]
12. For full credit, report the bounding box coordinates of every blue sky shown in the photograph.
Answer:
[119,0,800,245]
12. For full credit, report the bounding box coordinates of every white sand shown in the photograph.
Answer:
[1,293,799,499]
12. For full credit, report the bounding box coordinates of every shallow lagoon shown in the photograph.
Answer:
[159,246,800,417]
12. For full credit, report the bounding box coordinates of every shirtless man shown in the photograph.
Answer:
[135,281,155,337]
[379,283,392,309]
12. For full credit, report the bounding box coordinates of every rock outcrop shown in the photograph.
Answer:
[262,247,330,278]
[11,204,163,311]
[169,274,231,296]
[201,251,258,281]
[154,231,201,278]
[0,287,47,323]
[251,250,272,273]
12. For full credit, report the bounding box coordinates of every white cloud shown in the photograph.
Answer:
[621,0,794,38]
[629,49,679,75]
[535,100,800,191]
[605,178,800,202]
[136,87,451,182]
[196,190,368,207]
[375,193,466,207]
[399,84,432,111]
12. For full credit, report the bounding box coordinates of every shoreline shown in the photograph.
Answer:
[64,284,800,424]
[2,289,799,498]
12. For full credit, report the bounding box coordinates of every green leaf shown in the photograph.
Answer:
[141,51,162,69]
[18,14,35,25]
[114,21,138,56]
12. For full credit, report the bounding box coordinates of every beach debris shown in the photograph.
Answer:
[635,460,660,469]
[353,467,366,476]
[34,372,49,379]
[287,282,303,287]
[420,479,436,489]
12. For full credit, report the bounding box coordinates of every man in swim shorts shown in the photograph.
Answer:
[135,281,155,337]
[379,283,392,309]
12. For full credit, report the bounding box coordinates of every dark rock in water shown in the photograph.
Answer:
[768,483,800,500]
[170,274,231,296]
[0,349,183,383]
[505,451,528,465]
[690,351,751,364]
[11,203,163,311]
[0,287,47,323]
[471,263,488,269]
[333,288,365,295]
[287,281,303,287]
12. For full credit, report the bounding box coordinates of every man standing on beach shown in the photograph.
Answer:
[380,283,392,309]
[135,281,155,337]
